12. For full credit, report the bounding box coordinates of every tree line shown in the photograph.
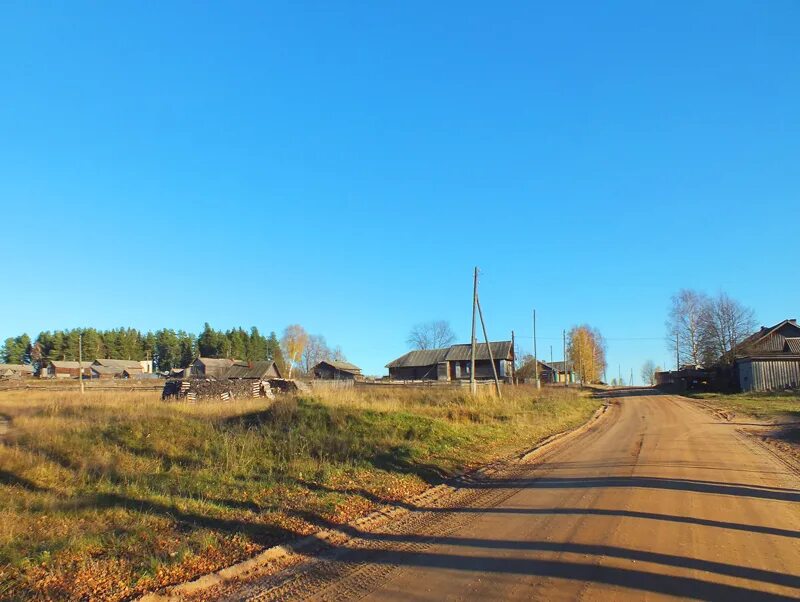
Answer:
[2,323,348,376]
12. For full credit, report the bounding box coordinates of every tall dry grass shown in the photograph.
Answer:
[0,384,598,600]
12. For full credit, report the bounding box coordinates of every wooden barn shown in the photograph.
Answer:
[736,319,800,392]
[222,360,282,380]
[92,359,144,378]
[386,342,514,382]
[313,360,363,380]
[190,357,236,378]
[45,361,92,378]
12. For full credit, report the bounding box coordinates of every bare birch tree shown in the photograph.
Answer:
[407,320,456,350]
[302,334,330,374]
[641,360,657,385]
[666,289,709,368]
[699,292,756,365]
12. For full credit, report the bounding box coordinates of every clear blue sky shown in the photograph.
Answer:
[2,1,799,381]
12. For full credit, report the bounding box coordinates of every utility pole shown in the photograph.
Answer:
[79,332,85,394]
[619,364,622,386]
[533,309,540,389]
[550,345,553,364]
[630,368,634,387]
[511,330,516,384]
[470,267,478,396]
[563,329,567,386]
[476,295,502,397]
[676,332,680,371]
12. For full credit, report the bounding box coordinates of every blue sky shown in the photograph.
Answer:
[1,1,798,381]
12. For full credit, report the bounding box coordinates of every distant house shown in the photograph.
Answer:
[386,342,514,381]
[46,361,92,378]
[222,360,282,380]
[190,357,236,378]
[313,360,363,380]
[544,361,576,384]
[0,364,33,379]
[92,359,144,378]
[736,319,800,392]
[90,365,118,380]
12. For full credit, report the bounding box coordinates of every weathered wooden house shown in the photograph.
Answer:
[190,357,236,378]
[222,360,282,380]
[736,319,800,392]
[313,360,363,380]
[92,359,144,378]
[386,341,514,381]
[45,361,92,378]
[0,364,33,379]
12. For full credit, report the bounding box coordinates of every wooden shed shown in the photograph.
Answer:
[222,360,282,380]
[313,360,363,380]
[92,359,144,377]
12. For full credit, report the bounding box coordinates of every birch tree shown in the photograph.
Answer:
[281,324,309,378]
[666,289,709,368]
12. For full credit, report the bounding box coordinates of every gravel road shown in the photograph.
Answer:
[209,391,800,601]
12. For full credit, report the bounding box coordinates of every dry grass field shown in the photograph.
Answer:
[0,384,599,601]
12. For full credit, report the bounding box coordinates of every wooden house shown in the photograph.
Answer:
[190,357,236,378]
[46,361,92,378]
[222,360,282,380]
[736,319,800,392]
[545,361,576,384]
[0,364,33,379]
[92,359,143,378]
[313,360,363,380]
[386,342,514,382]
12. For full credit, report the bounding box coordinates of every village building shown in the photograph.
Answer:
[544,361,576,384]
[313,360,363,380]
[222,360,282,380]
[0,364,33,379]
[736,319,800,392]
[92,359,145,378]
[45,361,92,378]
[190,357,236,378]
[386,341,514,382]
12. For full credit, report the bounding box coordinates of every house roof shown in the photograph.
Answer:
[545,360,574,372]
[386,341,513,368]
[444,341,514,362]
[738,319,800,356]
[93,358,142,369]
[0,364,33,373]
[195,357,236,367]
[222,360,281,379]
[49,361,91,369]
[91,365,118,375]
[386,348,450,368]
[315,360,362,373]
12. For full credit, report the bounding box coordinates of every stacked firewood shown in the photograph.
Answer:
[162,378,275,402]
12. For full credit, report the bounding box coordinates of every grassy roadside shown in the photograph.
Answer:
[0,385,599,601]
[687,391,800,422]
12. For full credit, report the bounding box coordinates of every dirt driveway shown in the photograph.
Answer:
[203,391,800,601]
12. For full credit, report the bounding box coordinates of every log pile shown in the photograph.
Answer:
[162,378,275,402]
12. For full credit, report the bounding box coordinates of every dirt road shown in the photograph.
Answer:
[215,392,800,601]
